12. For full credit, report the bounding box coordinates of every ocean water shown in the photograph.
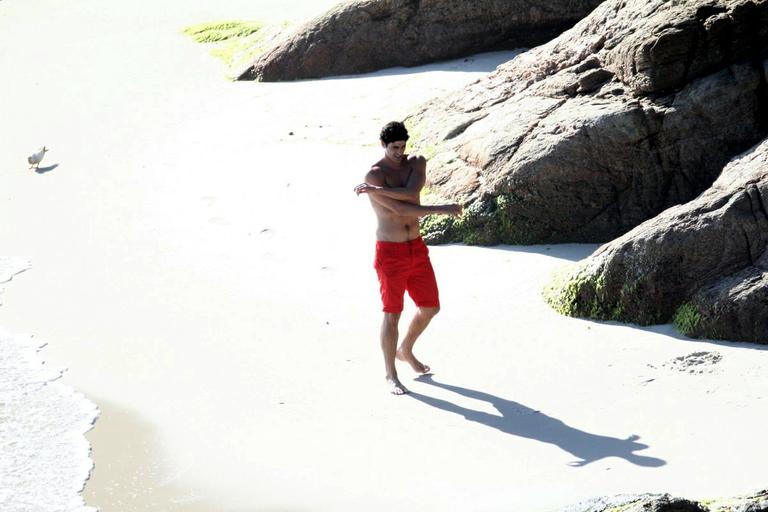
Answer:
[0,258,99,512]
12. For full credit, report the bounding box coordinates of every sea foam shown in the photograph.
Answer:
[0,257,99,512]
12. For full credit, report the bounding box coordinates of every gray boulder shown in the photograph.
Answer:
[238,0,604,81]
[559,490,768,512]
[560,494,704,512]
[543,138,768,343]
[410,0,768,245]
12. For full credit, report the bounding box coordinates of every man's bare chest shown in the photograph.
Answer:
[381,165,413,188]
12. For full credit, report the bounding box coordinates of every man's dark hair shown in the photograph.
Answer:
[379,121,409,145]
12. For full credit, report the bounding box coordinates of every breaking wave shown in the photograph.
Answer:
[0,257,99,512]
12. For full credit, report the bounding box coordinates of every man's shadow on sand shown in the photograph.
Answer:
[410,375,666,468]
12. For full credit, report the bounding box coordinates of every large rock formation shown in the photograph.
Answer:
[238,0,604,81]
[560,490,768,512]
[410,0,768,245]
[544,137,768,343]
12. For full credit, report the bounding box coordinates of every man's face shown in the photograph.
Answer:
[382,140,407,163]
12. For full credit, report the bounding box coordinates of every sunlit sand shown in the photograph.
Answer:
[2,1,768,511]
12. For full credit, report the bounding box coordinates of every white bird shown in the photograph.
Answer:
[27,146,48,170]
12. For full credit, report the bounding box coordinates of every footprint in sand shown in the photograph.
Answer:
[662,351,723,375]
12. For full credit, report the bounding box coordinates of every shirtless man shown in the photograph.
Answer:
[354,121,462,395]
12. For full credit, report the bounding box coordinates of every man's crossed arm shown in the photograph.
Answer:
[353,157,426,203]
[368,192,462,217]
[354,163,461,218]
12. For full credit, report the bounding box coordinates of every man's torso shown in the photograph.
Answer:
[370,155,422,242]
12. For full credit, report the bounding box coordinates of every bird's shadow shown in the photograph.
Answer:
[34,164,59,174]
[410,374,666,468]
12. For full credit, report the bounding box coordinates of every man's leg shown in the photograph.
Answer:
[397,306,439,374]
[381,312,409,394]
[398,238,440,374]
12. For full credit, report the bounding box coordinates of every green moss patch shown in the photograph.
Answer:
[420,214,456,245]
[420,193,549,246]
[182,20,291,77]
[542,263,593,317]
[673,302,702,336]
[492,194,546,245]
[183,21,264,43]
[542,262,641,323]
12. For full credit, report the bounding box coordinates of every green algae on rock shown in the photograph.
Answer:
[182,20,290,78]
[673,303,703,337]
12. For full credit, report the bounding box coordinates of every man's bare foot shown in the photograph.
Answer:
[396,349,431,374]
[386,376,409,395]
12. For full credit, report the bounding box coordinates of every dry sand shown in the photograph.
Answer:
[1,1,768,511]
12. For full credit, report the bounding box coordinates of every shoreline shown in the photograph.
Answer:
[0,259,98,512]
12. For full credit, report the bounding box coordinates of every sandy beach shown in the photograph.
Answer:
[2,1,768,511]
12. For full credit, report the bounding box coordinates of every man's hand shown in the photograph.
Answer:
[354,183,381,195]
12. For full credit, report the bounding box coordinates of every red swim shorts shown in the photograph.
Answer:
[374,237,440,313]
